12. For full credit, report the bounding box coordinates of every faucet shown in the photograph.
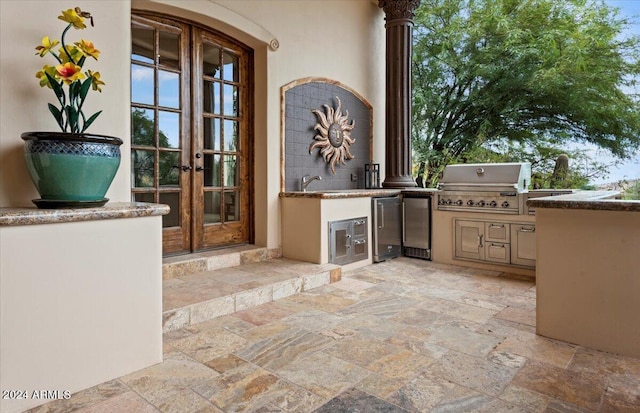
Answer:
[301,174,322,191]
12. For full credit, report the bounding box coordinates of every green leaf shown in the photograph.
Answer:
[69,81,79,103]
[78,78,92,108]
[82,110,102,132]
[48,103,65,132]
[45,73,65,104]
[66,105,79,134]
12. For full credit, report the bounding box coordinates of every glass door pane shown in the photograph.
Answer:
[131,16,190,254]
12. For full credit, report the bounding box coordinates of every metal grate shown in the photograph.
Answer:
[404,247,431,260]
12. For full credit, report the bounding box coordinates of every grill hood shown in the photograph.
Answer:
[438,162,532,193]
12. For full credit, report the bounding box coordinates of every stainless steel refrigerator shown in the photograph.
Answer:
[372,196,402,262]
[402,194,432,260]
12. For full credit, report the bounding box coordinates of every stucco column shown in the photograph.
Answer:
[379,0,419,188]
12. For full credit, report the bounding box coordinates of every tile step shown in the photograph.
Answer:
[162,258,342,333]
[162,245,278,280]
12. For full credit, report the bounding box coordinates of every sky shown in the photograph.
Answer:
[587,0,640,184]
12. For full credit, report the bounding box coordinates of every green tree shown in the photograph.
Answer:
[623,179,640,199]
[412,0,640,187]
[131,108,178,187]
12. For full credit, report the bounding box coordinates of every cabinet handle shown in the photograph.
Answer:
[478,234,484,247]
[489,224,504,229]
[519,227,535,233]
[490,243,505,248]
[353,239,366,245]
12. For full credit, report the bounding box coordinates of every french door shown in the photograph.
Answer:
[131,14,252,255]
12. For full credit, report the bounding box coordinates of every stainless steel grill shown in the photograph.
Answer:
[437,163,532,215]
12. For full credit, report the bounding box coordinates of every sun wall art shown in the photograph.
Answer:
[309,97,356,174]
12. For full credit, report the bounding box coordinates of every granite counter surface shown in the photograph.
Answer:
[0,202,170,227]
[279,188,438,199]
[527,190,639,212]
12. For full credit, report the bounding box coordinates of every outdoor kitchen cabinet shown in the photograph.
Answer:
[510,224,536,267]
[329,217,368,265]
[454,219,534,268]
[454,220,484,261]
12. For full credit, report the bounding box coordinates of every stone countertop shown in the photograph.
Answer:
[526,190,640,212]
[0,202,170,227]
[279,188,438,199]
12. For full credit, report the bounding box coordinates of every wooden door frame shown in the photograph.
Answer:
[132,11,255,255]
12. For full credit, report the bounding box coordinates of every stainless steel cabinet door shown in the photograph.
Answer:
[454,220,485,261]
[373,197,402,261]
[403,197,431,250]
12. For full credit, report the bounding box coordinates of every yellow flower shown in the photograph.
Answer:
[75,39,100,60]
[58,8,86,30]
[35,65,58,88]
[87,70,105,92]
[58,45,83,64]
[35,36,60,57]
[55,62,85,85]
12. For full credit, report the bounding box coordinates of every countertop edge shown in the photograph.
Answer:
[279,188,437,199]
[527,191,640,212]
[0,202,171,227]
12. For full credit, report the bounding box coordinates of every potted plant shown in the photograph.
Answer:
[22,6,122,208]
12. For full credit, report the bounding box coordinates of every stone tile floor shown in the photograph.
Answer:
[28,258,640,412]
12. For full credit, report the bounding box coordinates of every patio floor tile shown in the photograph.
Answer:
[27,257,640,413]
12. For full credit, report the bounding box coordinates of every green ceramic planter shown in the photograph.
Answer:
[22,132,123,208]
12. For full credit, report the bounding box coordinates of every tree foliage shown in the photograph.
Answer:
[131,108,178,187]
[412,0,640,187]
[624,179,640,199]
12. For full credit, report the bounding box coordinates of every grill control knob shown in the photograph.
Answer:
[489,200,498,207]
[455,199,463,206]
[477,200,485,207]
[502,201,510,208]
[438,198,444,205]
[467,200,474,206]
[445,199,453,205]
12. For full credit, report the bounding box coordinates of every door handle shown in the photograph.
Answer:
[195,166,204,172]
[173,165,192,172]
[379,204,384,229]
[478,234,484,247]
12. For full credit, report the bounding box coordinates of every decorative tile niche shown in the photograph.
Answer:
[281,78,373,192]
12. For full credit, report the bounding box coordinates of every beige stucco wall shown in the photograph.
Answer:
[536,208,640,358]
[0,217,163,413]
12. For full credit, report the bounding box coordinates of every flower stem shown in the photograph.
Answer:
[60,23,76,65]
